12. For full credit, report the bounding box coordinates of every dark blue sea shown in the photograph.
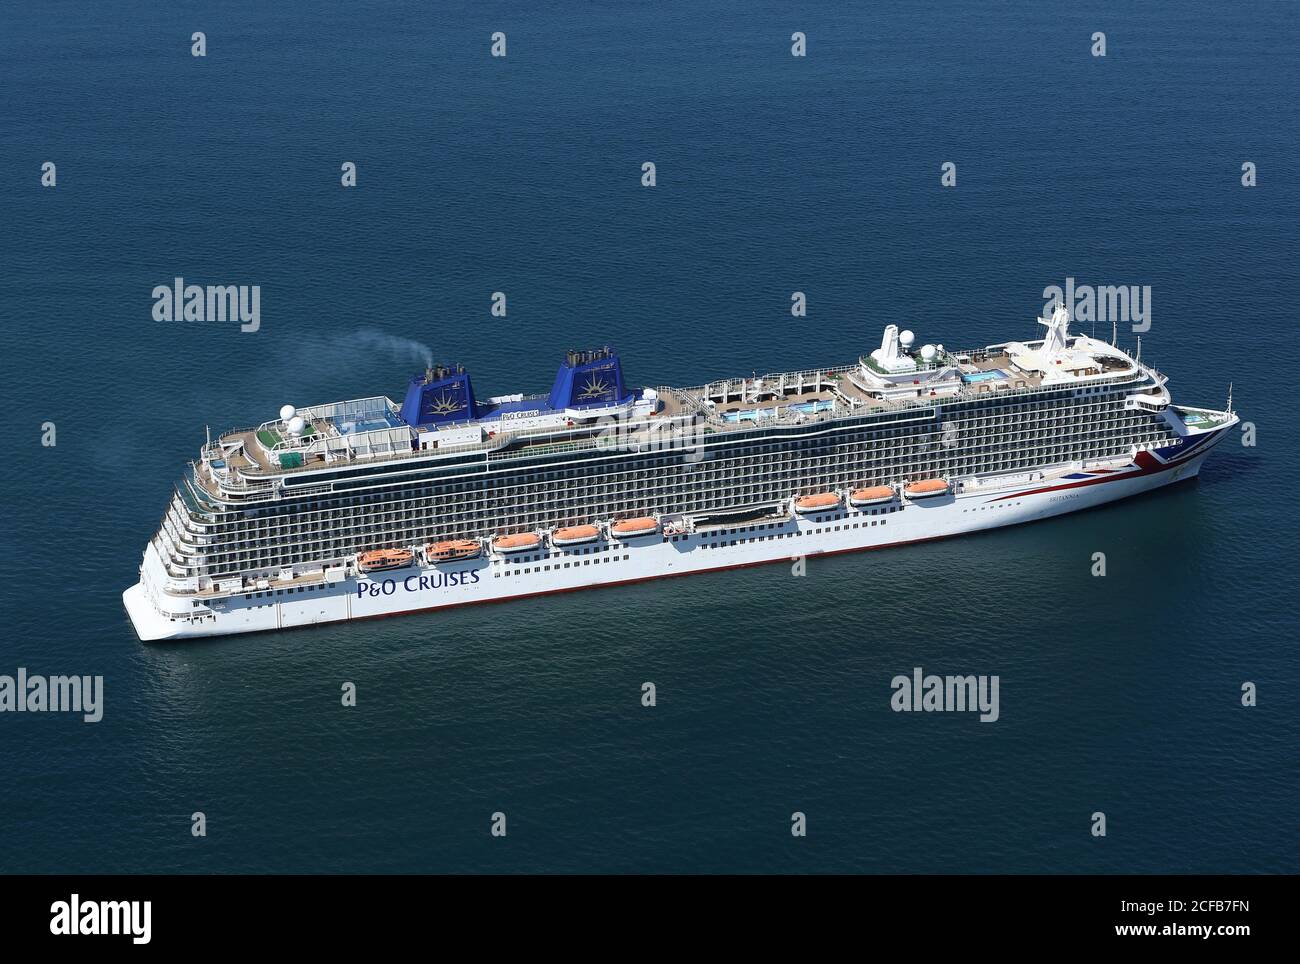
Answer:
[1,0,1296,873]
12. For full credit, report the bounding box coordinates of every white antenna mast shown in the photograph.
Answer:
[1111,319,1117,347]
[1226,382,1234,415]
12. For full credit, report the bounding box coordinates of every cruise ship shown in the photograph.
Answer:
[123,305,1237,641]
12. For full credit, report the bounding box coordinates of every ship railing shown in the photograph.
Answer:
[216,471,278,491]
[293,395,397,424]
[667,388,854,430]
[689,365,856,404]
[194,364,1157,496]
[287,482,334,497]
[207,424,267,449]
[206,426,521,499]
[431,431,517,457]
[493,439,590,460]
[687,350,1011,398]
[884,369,1147,411]
[658,385,717,423]
[694,368,1151,441]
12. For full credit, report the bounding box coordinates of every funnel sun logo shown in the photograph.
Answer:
[578,375,613,401]
[428,391,464,416]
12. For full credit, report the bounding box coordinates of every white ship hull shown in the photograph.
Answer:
[123,428,1229,642]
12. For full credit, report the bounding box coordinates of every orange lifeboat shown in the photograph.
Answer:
[357,548,415,573]
[905,478,950,499]
[552,524,600,547]
[493,532,541,554]
[849,485,895,507]
[427,539,482,563]
[611,516,659,538]
[794,492,841,514]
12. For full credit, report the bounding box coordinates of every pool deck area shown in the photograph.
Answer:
[191,348,1069,497]
[664,352,1043,430]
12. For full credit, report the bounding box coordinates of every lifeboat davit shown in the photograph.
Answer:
[849,485,895,507]
[905,478,950,499]
[427,539,482,563]
[794,492,841,514]
[493,533,542,554]
[357,548,415,573]
[552,524,600,547]
[611,516,659,538]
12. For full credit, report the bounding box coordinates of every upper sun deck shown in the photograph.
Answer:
[192,308,1156,501]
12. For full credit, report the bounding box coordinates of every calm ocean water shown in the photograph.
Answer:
[1,0,1296,873]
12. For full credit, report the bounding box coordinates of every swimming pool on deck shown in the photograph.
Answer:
[961,369,1009,384]
[338,410,406,434]
[722,399,835,423]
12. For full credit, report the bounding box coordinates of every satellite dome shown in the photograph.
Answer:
[920,344,937,361]
[279,404,296,422]
[287,415,306,435]
[899,330,915,349]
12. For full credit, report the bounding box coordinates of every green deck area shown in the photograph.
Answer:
[257,424,316,449]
